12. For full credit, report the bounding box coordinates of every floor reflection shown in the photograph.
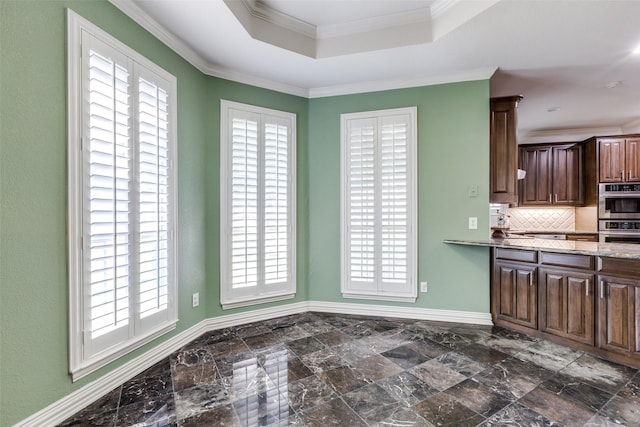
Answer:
[233,349,290,426]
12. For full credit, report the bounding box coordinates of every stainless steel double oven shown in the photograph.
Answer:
[599,183,640,243]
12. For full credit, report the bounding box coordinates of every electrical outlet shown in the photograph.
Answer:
[420,281,428,292]
[192,292,199,308]
[469,217,478,229]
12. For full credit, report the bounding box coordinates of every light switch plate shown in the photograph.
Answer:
[469,217,478,229]
[192,292,199,307]
[420,281,428,292]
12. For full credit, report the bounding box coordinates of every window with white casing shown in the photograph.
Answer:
[341,107,417,302]
[67,10,177,381]
[220,101,296,309]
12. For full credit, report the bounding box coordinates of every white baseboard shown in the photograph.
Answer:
[15,301,489,426]
[307,301,492,325]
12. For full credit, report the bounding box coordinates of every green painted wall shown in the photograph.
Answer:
[0,0,489,425]
[307,83,491,311]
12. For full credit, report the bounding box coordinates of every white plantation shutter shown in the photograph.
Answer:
[341,108,416,301]
[68,11,177,380]
[86,45,132,346]
[380,116,409,290]
[231,114,259,289]
[346,119,376,285]
[137,72,171,324]
[264,118,289,285]
[221,102,296,309]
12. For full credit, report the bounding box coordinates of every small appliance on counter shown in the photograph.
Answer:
[490,208,510,238]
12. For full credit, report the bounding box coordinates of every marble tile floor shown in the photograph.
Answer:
[59,312,640,427]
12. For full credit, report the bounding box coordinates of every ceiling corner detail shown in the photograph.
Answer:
[223,0,500,58]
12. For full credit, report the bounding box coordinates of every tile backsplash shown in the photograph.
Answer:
[507,207,575,231]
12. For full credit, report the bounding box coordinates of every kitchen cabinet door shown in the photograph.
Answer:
[539,268,595,345]
[490,96,522,204]
[518,143,584,206]
[597,275,640,360]
[519,146,552,205]
[625,138,640,182]
[493,261,537,329]
[553,144,584,205]
[599,139,626,182]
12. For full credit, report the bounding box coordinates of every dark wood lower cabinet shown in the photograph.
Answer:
[494,261,537,329]
[539,268,594,345]
[598,275,640,360]
[491,248,640,368]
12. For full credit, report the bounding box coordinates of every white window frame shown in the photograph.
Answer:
[220,100,297,309]
[340,107,418,302]
[67,10,178,381]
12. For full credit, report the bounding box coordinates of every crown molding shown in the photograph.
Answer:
[236,0,316,38]
[202,63,311,98]
[317,7,432,39]
[308,67,497,98]
[108,0,209,73]
[519,126,622,144]
[430,0,460,19]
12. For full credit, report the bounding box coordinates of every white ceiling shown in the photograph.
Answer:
[114,0,640,143]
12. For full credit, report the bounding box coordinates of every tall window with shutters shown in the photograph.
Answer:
[220,101,296,309]
[341,108,417,302]
[67,11,177,381]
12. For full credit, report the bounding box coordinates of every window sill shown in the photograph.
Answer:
[341,292,417,303]
[221,292,295,310]
[70,320,177,382]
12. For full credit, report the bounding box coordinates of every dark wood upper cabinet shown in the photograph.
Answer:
[519,146,552,205]
[490,96,522,204]
[553,144,584,205]
[598,137,640,182]
[518,143,584,206]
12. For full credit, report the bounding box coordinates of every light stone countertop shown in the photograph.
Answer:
[444,238,640,259]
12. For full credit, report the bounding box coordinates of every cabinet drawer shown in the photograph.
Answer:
[495,248,537,263]
[598,257,640,277]
[540,252,594,270]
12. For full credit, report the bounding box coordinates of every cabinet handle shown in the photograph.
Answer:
[549,194,552,202]
[629,171,632,181]
[586,279,589,296]
[554,194,558,203]
[621,170,625,180]
[529,274,533,287]
[600,280,604,299]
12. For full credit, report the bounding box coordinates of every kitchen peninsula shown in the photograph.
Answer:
[446,238,640,369]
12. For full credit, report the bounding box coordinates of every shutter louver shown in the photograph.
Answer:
[347,120,376,282]
[138,76,170,318]
[231,117,259,289]
[380,119,408,284]
[264,121,288,285]
[87,49,131,339]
